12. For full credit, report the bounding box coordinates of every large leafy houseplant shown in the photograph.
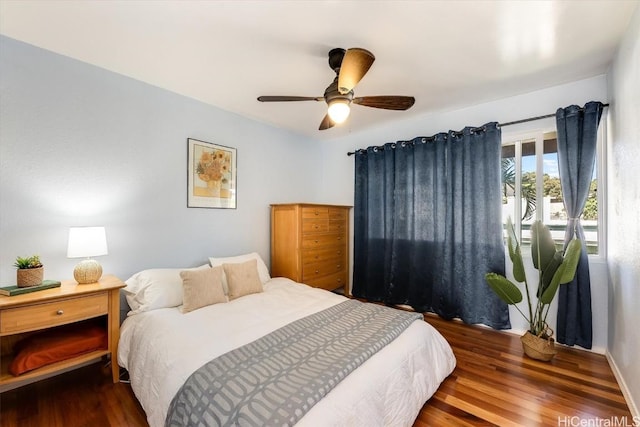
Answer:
[485,218,582,355]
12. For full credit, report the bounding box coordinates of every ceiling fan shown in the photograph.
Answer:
[257,48,415,130]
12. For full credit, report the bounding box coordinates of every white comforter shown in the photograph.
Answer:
[118,278,455,427]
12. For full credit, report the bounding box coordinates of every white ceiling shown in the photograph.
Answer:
[1,0,637,140]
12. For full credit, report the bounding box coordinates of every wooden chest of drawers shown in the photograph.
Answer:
[271,203,351,294]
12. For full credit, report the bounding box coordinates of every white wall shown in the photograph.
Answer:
[0,36,322,283]
[607,5,640,417]
[319,75,610,351]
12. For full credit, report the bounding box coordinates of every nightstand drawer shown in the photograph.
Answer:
[0,293,108,335]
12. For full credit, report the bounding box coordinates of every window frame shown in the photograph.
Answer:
[501,125,606,261]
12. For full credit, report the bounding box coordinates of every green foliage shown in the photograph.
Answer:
[539,263,565,305]
[486,273,523,305]
[559,239,582,283]
[531,221,556,271]
[485,219,582,336]
[582,179,598,221]
[14,255,43,269]
[583,198,598,220]
[505,217,525,282]
[501,158,536,221]
[543,174,563,200]
[501,158,515,197]
[520,172,537,220]
[539,252,563,297]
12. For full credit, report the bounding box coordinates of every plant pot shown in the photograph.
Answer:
[521,331,557,361]
[17,267,44,288]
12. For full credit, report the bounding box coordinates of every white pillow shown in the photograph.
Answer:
[208,252,271,293]
[123,264,209,315]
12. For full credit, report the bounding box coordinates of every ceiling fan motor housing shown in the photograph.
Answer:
[328,48,346,73]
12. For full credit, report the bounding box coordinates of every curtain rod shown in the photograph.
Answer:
[346,103,609,156]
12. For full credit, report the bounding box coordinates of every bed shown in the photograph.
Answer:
[118,253,455,427]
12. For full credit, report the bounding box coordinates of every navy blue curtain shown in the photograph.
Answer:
[555,101,603,349]
[353,123,510,329]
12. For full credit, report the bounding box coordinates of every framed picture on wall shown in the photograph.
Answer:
[187,138,237,209]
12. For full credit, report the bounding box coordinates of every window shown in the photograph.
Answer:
[501,131,601,255]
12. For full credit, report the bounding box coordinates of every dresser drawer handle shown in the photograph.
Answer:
[337,236,342,240]
[337,278,342,283]
[56,310,64,315]
[315,270,319,274]
[336,265,341,269]
[314,240,319,243]
[314,210,319,216]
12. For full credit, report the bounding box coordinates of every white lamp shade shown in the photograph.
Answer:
[327,99,351,123]
[67,227,108,258]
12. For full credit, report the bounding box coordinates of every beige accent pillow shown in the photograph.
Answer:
[180,266,227,313]
[223,259,264,301]
[209,252,271,295]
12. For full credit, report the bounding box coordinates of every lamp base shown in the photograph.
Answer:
[73,259,103,284]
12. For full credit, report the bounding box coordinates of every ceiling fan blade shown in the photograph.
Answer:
[319,114,335,130]
[337,48,375,94]
[353,96,415,110]
[257,96,323,102]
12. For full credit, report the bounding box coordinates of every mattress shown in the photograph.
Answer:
[118,278,456,427]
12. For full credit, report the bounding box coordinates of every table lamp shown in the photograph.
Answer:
[67,226,108,284]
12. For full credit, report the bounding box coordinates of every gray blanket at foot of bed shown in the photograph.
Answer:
[165,299,422,427]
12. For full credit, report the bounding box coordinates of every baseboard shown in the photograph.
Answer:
[606,351,639,419]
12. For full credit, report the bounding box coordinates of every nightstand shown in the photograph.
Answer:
[0,275,125,392]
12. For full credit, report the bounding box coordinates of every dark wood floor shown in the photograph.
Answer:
[417,314,632,426]
[0,314,632,426]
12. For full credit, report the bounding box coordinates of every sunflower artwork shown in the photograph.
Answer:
[187,138,237,208]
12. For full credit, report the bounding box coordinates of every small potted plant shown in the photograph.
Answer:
[14,255,44,288]
[485,218,582,361]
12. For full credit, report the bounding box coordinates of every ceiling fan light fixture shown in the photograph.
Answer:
[257,47,414,131]
[327,99,351,124]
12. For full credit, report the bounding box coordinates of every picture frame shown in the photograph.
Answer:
[187,138,237,209]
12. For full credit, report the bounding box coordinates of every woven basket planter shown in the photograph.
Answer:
[17,266,44,288]
[521,331,557,361]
